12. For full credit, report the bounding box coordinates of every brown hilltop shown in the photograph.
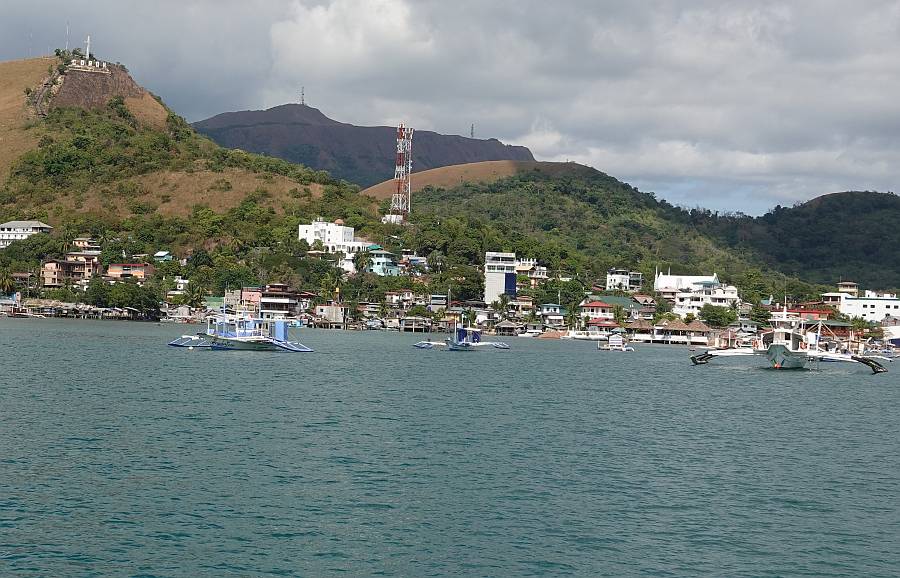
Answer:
[361,160,597,199]
[51,63,168,128]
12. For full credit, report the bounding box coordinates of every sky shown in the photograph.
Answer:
[2,0,899,214]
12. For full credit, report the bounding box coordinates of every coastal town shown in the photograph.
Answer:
[2,217,899,351]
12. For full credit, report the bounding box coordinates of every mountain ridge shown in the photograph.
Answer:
[193,103,534,187]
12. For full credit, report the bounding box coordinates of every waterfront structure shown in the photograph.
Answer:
[106,262,155,282]
[654,271,719,302]
[314,303,349,328]
[606,268,643,292]
[259,284,300,319]
[822,288,900,322]
[298,218,371,273]
[671,281,740,318]
[0,221,53,249]
[484,252,517,305]
[540,303,566,327]
[579,300,615,321]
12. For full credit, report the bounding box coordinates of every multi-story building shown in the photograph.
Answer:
[0,221,53,249]
[654,271,719,302]
[298,218,371,273]
[259,284,299,319]
[671,281,740,318]
[41,251,103,288]
[484,251,517,305]
[822,289,900,322]
[606,268,643,292]
[579,300,615,320]
[365,249,400,276]
[540,303,566,327]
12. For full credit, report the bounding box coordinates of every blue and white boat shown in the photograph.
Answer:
[413,324,509,351]
[169,310,313,352]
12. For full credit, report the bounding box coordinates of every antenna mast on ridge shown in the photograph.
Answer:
[382,123,414,224]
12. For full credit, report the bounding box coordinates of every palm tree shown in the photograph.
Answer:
[0,268,15,296]
[464,308,477,327]
[184,283,207,311]
[353,250,372,275]
[498,293,511,320]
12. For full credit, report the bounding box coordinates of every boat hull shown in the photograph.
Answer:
[765,344,808,369]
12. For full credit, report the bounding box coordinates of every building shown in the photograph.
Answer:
[484,251,517,305]
[106,263,155,281]
[540,303,566,327]
[259,284,299,319]
[365,249,400,277]
[298,218,371,273]
[153,250,173,262]
[654,271,719,302]
[671,281,740,318]
[606,268,643,292]
[579,300,615,321]
[0,221,53,249]
[822,289,900,322]
[41,251,103,288]
[836,281,859,297]
[314,303,349,328]
[72,237,100,251]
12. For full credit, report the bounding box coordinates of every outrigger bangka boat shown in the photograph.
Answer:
[690,308,888,373]
[414,325,510,351]
[168,310,313,352]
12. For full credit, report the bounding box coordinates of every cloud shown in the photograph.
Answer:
[1,0,899,213]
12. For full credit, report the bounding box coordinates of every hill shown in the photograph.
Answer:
[361,160,598,199]
[690,191,900,288]
[193,103,534,187]
[0,57,55,182]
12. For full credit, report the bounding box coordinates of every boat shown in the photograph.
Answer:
[413,324,510,351]
[517,328,543,338]
[691,308,888,373]
[598,332,634,351]
[169,310,313,352]
[562,329,607,341]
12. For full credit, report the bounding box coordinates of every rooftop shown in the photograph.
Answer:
[0,220,52,229]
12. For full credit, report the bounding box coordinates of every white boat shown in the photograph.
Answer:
[169,310,313,352]
[691,308,888,373]
[517,328,543,338]
[562,329,607,341]
[413,324,510,351]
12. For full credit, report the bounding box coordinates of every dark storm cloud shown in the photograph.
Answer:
[2,0,898,213]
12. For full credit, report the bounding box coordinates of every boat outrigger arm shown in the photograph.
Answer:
[690,348,890,374]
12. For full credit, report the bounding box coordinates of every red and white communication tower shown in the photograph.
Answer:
[384,123,414,224]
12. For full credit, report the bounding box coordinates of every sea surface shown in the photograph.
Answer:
[1,318,899,577]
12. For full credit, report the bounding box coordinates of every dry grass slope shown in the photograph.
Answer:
[0,57,54,182]
[361,160,592,199]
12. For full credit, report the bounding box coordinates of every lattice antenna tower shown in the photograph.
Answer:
[389,123,414,220]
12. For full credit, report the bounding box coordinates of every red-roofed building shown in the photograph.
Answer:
[579,300,614,320]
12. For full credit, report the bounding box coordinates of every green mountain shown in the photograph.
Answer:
[689,191,900,289]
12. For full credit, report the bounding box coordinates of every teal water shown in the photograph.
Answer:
[1,318,899,577]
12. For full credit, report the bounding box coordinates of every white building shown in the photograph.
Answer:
[671,281,740,318]
[484,251,517,305]
[654,271,719,302]
[606,268,643,292]
[0,220,53,249]
[298,218,371,273]
[822,290,900,322]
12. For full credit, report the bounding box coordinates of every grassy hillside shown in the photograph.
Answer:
[0,57,55,182]
[403,167,827,303]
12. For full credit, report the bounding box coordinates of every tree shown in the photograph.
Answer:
[699,304,737,327]
[683,312,696,324]
[749,304,771,325]
[353,250,372,275]
[614,304,628,325]
[184,282,207,311]
[0,268,15,296]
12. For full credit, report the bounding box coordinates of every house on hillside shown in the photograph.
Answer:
[579,300,614,321]
[0,220,53,249]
